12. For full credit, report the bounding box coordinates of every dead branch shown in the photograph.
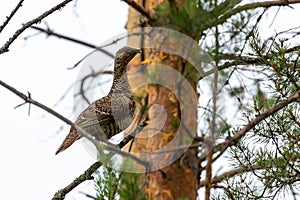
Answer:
[0,0,24,33]
[0,0,74,54]
[199,165,263,187]
[0,78,148,200]
[52,161,103,200]
[0,79,73,125]
[30,26,114,58]
[78,70,113,105]
[122,0,153,20]
[51,117,148,200]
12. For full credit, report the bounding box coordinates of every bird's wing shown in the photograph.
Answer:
[55,98,114,155]
[75,100,114,129]
[105,93,135,119]
[55,95,134,155]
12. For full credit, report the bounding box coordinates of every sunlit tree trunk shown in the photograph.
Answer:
[125,0,200,199]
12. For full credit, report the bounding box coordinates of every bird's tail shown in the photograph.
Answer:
[55,127,80,155]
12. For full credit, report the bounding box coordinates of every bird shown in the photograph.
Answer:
[55,47,142,155]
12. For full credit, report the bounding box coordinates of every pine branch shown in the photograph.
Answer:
[202,0,300,32]
[200,165,263,187]
[213,89,300,160]
[0,0,74,54]
[202,43,300,79]
[200,154,300,187]
[0,0,24,33]
[52,161,103,200]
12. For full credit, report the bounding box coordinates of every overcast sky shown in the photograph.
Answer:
[0,1,128,199]
[1,1,300,200]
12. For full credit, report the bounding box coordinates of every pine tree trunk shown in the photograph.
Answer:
[126,1,200,199]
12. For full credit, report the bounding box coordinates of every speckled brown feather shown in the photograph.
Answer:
[55,47,141,155]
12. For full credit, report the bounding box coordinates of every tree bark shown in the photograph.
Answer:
[125,0,200,199]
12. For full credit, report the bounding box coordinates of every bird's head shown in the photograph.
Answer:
[115,47,142,67]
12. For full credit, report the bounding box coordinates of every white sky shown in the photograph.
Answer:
[0,1,128,199]
[1,1,300,200]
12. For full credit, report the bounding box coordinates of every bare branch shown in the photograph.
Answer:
[199,165,263,187]
[78,191,96,199]
[121,0,153,20]
[52,121,148,200]
[52,161,103,200]
[51,115,148,200]
[29,26,147,70]
[0,78,149,200]
[14,91,32,116]
[30,26,114,58]
[200,156,300,188]
[0,79,73,125]
[0,0,74,54]
[0,0,24,33]
[78,70,113,105]
[0,80,148,200]
[202,56,260,78]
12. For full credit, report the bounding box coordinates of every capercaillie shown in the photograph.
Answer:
[55,47,141,154]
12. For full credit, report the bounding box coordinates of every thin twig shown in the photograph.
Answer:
[52,161,102,200]
[0,0,74,54]
[52,70,113,108]
[78,191,96,199]
[199,165,263,187]
[121,0,153,20]
[0,79,73,125]
[79,70,113,105]
[30,26,114,58]
[0,0,24,33]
